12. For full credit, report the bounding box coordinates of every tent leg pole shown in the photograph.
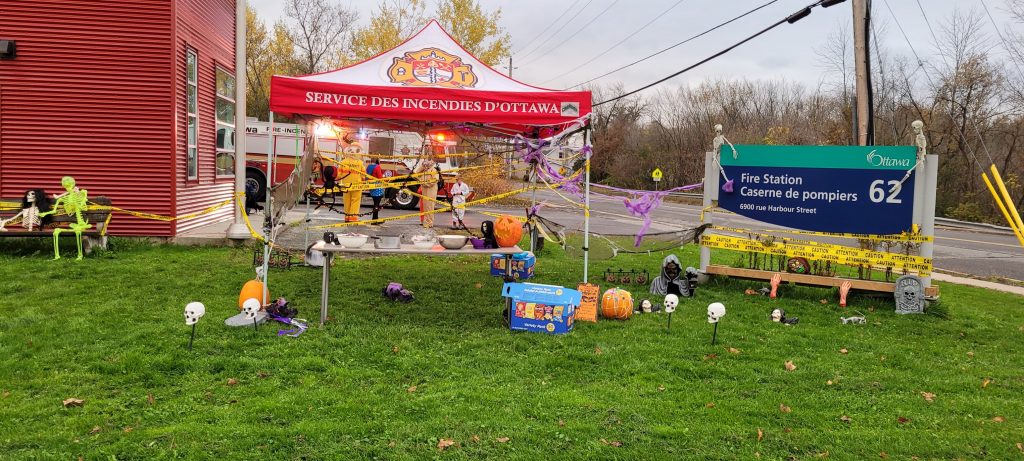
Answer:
[262,111,274,306]
[583,128,592,284]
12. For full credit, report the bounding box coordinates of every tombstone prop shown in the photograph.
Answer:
[183,301,206,351]
[894,275,925,314]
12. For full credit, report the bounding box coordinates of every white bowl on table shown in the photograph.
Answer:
[335,233,368,248]
[411,236,435,249]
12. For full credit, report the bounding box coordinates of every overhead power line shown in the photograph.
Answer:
[512,0,583,55]
[539,0,689,86]
[519,0,623,68]
[517,0,596,61]
[569,0,781,90]
[593,0,827,106]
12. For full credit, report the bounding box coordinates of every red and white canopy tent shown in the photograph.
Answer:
[268,20,596,280]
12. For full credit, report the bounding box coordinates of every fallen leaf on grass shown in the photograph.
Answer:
[471,435,480,442]
[745,289,759,296]
[600,439,623,447]
[826,380,834,386]
[820,299,829,305]
[920,392,935,402]
[879,452,889,459]
[967,351,975,358]
[392,345,400,354]
[407,385,417,393]
[779,404,792,413]
[123,427,133,433]
[2,390,9,398]
[474,282,482,289]
[558,419,565,427]
[62,398,84,408]
[89,426,101,435]
[437,438,455,450]
[496,437,510,443]
[784,361,797,371]
[817,451,830,458]
[868,307,875,313]
[727,347,741,354]
[879,355,886,362]
[226,378,238,386]
[594,346,603,355]
[257,371,270,379]
[982,378,991,388]
[840,415,852,423]
[757,428,763,442]
[839,348,849,355]
[704,353,718,361]
[897,416,910,425]
[1015,442,1023,453]
[784,427,793,433]
[705,402,716,408]
[992,416,1006,423]
[147,394,155,405]
[658,384,665,392]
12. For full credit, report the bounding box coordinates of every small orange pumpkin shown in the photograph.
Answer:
[601,288,633,320]
[238,280,269,310]
[494,215,523,247]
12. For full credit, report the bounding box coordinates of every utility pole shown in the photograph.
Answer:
[503,56,517,78]
[852,0,873,146]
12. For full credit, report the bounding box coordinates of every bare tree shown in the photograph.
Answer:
[284,0,359,74]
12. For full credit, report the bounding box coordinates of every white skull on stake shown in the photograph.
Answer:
[184,301,206,326]
[663,294,679,313]
[242,298,261,320]
[707,302,726,323]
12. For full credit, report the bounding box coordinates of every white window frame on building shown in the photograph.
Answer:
[215,66,236,178]
[186,48,198,180]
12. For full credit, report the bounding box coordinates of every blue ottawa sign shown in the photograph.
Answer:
[717,145,917,235]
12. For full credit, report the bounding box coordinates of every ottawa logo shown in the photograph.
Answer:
[866,149,911,168]
[387,47,478,88]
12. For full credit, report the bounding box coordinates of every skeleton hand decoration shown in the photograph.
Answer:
[707,302,726,323]
[663,294,679,314]
[242,298,261,320]
[184,301,206,326]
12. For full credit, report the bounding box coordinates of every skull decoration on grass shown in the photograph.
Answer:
[184,301,206,326]
[707,302,726,323]
[242,298,261,320]
[771,308,785,322]
[639,299,653,313]
[663,294,679,313]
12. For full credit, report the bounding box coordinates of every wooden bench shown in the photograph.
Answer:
[704,264,941,298]
[0,196,113,253]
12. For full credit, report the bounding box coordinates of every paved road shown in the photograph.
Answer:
[291,189,1024,281]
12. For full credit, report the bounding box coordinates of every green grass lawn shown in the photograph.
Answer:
[1,238,1023,460]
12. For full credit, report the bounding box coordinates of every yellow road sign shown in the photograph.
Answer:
[652,168,663,181]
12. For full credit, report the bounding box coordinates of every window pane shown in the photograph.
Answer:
[217,152,235,176]
[217,124,235,151]
[188,116,197,146]
[216,97,235,125]
[187,51,196,82]
[187,85,196,114]
[216,69,235,98]
[188,147,197,178]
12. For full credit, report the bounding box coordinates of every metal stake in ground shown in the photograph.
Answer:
[188,323,197,351]
[711,322,719,345]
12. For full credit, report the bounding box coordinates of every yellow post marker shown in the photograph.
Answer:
[982,172,1024,248]
[651,168,663,182]
[990,165,1024,236]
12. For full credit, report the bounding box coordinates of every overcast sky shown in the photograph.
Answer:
[249,0,1017,96]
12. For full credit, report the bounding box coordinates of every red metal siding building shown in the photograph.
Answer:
[0,0,236,236]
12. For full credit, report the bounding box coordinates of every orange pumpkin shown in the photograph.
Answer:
[494,215,523,248]
[238,280,269,310]
[601,288,633,320]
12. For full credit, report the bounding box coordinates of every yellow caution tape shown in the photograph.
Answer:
[710,224,932,243]
[700,233,932,275]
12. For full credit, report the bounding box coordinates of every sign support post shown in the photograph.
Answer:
[699,151,719,274]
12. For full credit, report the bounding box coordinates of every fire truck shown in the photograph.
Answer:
[243,120,473,210]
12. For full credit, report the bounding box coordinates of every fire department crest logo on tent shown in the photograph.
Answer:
[387,47,478,88]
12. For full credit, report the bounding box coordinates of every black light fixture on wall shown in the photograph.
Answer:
[0,40,16,60]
